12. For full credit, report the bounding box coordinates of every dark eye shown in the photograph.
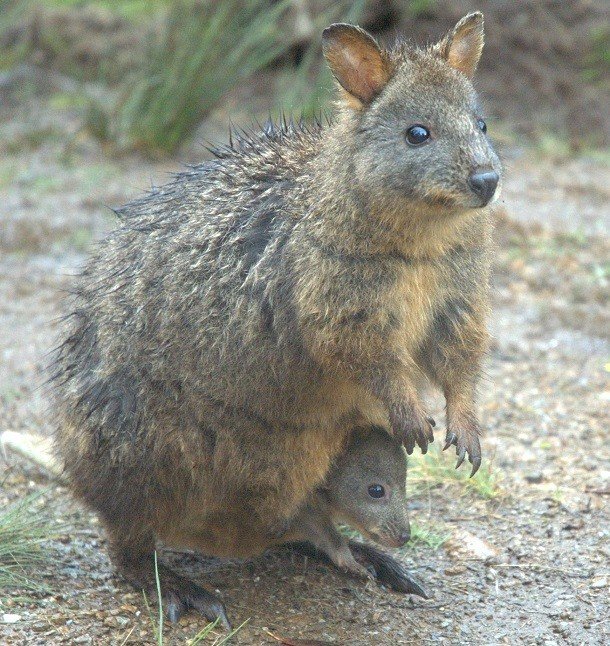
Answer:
[368,484,385,499]
[406,125,430,146]
[477,118,487,134]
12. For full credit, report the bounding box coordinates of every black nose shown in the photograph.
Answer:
[468,170,499,205]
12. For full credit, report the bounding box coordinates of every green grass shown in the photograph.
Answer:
[189,618,249,646]
[506,228,590,264]
[0,0,34,69]
[340,518,448,551]
[274,0,366,116]
[407,0,435,16]
[583,25,610,84]
[532,128,610,159]
[0,492,58,594]
[48,0,170,20]
[408,443,502,500]
[534,132,574,160]
[93,0,292,155]
[405,520,449,550]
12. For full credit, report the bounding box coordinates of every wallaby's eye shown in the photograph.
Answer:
[405,125,430,146]
[368,484,385,499]
[477,118,487,134]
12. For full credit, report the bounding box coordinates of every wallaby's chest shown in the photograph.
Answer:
[384,260,449,353]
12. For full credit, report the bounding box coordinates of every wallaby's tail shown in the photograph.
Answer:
[1,431,62,479]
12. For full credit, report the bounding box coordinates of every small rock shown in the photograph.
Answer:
[444,529,500,561]
[120,604,138,613]
[525,472,544,484]
[1,614,21,624]
[551,622,569,637]
[591,577,607,589]
[562,518,584,530]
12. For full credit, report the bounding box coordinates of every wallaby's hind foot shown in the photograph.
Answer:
[348,540,428,598]
[288,540,428,598]
[109,530,231,628]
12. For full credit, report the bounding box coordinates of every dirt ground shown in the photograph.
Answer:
[1,72,610,646]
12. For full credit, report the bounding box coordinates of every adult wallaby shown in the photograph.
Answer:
[52,12,500,625]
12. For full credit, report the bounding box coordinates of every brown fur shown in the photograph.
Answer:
[51,12,499,623]
[168,426,411,579]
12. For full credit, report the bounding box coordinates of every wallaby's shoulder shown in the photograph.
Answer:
[196,118,325,197]
[111,118,326,242]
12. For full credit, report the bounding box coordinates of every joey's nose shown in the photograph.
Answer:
[468,170,499,205]
[397,529,411,546]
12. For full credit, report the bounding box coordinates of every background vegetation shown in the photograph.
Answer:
[2,0,606,156]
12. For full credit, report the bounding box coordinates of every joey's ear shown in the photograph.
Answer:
[438,12,484,78]
[322,23,392,109]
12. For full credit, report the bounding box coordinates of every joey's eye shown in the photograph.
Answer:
[368,484,385,499]
[477,118,487,134]
[405,125,430,146]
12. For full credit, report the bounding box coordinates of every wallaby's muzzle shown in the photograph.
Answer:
[468,168,500,206]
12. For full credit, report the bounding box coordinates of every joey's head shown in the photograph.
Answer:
[324,427,410,549]
[322,12,501,212]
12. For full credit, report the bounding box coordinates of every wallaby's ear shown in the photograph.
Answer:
[322,23,392,109]
[438,12,484,78]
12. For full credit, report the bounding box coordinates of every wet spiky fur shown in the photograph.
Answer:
[52,12,500,623]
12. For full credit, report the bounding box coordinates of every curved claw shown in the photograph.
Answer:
[446,424,482,474]
[390,401,436,455]
[455,447,466,470]
[469,455,482,477]
[443,432,457,451]
[425,423,435,444]
[165,592,186,623]
[189,590,232,631]
[404,435,415,455]
[417,420,435,453]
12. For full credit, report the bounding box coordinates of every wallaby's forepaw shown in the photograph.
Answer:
[443,423,482,476]
[389,402,435,455]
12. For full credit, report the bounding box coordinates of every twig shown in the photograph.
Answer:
[118,625,136,646]
[494,563,591,578]
[584,487,610,495]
